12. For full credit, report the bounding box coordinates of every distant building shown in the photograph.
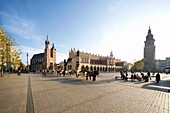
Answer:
[143,26,156,72]
[63,48,127,72]
[30,36,56,72]
[155,57,170,72]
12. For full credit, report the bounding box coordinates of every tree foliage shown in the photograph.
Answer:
[0,25,22,75]
[131,60,144,71]
[20,62,26,69]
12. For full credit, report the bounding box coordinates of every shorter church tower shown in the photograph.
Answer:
[143,26,156,71]
[51,43,56,65]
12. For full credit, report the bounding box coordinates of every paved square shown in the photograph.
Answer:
[0,73,170,113]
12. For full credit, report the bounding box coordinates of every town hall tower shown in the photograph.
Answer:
[143,26,156,71]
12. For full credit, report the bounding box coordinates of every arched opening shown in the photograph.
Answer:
[105,67,107,71]
[97,66,99,71]
[85,66,89,71]
[94,66,96,71]
[81,65,85,71]
[100,67,102,72]
[90,66,93,71]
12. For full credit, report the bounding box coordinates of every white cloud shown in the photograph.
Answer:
[0,12,43,48]
[19,45,44,65]
[57,44,65,48]
[97,12,170,63]
[56,52,68,63]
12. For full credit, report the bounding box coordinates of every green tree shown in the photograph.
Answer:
[131,60,144,72]
[20,61,26,69]
[0,25,22,76]
[0,27,10,76]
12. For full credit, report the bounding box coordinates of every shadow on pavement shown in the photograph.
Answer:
[41,76,120,85]
[38,73,170,93]
[42,77,91,85]
[141,80,170,93]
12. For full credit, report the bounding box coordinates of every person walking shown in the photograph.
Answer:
[156,72,160,83]
[147,71,151,80]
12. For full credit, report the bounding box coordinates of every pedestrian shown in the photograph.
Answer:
[86,71,89,80]
[141,72,144,80]
[44,69,46,76]
[131,73,134,81]
[42,70,44,76]
[147,71,151,80]
[156,72,160,83]
[125,72,128,81]
[92,73,96,81]
[17,69,21,76]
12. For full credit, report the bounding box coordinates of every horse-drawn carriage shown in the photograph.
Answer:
[85,71,99,81]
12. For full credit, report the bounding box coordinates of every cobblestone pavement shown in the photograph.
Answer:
[0,72,170,113]
[0,74,28,113]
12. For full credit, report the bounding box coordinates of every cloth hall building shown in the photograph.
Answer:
[65,48,128,72]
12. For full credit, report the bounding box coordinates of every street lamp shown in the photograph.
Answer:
[1,56,4,76]
[6,42,9,72]
[27,52,29,72]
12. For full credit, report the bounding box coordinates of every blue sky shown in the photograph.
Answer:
[1,0,170,65]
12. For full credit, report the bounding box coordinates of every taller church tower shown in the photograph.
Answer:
[143,26,156,71]
[44,35,50,69]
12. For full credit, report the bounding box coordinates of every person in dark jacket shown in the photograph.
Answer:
[147,71,151,80]
[156,73,160,83]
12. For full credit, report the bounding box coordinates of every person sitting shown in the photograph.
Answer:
[136,74,141,81]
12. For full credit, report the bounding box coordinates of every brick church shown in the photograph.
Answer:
[30,36,56,72]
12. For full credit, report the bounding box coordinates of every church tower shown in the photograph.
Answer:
[44,35,50,69]
[110,51,113,57]
[143,26,156,71]
[51,43,56,64]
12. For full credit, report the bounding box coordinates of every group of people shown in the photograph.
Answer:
[42,69,47,76]
[47,69,99,81]
[145,71,161,83]
[120,71,161,83]
[85,71,99,81]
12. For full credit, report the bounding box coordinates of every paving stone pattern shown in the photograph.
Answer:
[30,73,170,113]
[0,74,28,113]
[0,73,170,113]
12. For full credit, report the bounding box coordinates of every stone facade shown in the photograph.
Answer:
[143,26,156,71]
[155,57,170,72]
[30,36,56,72]
[65,48,127,72]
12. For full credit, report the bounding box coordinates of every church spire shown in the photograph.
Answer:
[110,51,113,57]
[146,26,154,40]
[45,35,50,44]
[47,34,48,41]
[51,43,55,49]
[148,26,151,34]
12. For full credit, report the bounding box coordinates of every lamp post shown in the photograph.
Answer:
[6,42,9,72]
[27,52,29,72]
[1,56,4,76]
[63,59,67,76]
